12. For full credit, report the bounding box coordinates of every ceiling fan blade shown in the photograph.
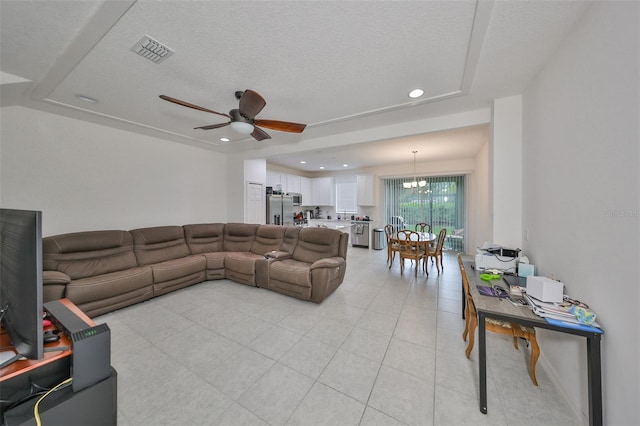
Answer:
[254,119,306,133]
[159,95,231,118]
[238,90,266,119]
[251,126,271,141]
[194,122,230,130]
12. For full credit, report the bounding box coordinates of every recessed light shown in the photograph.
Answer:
[408,88,424,99]
[75,94,98,103]
[343,164,349,167]
[220,137,230,142]
[300,161,306,164]
[319,166,325,170]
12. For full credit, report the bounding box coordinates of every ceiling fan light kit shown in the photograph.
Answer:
[159,89,306,141]
[230,121,254,134]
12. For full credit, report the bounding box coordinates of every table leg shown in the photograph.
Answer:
[479,313,487,414]
[586,334,603,426]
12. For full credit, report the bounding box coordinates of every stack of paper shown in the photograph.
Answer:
[524,294,602,330]
[510,285,524,296]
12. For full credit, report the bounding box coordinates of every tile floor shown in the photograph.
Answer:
[96,247,581,425]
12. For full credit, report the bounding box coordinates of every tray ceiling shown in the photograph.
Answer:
[1,0,590,171]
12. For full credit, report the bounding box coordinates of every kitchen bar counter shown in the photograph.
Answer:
[307,219,354,232]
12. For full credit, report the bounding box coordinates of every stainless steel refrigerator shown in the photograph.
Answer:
[266,195,294,226]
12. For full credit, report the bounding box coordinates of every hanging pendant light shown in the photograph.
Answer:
[404,151,427,190]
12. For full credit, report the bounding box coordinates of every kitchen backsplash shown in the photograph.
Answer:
[300,206,375,220]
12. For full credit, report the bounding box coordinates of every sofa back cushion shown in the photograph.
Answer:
[282,226,301,254]
[130,226,190,266]
[338,232,349,259]
[223,223,259,252]
[183,223,225,254]
[250,225,287,254]
[42,230,137,279]
[293,228,343,264]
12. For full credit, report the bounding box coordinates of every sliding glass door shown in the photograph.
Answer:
[384,175,465,252]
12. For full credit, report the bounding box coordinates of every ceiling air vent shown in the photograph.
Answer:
[130,35,174,63]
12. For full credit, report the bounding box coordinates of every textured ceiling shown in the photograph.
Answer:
[0,0,591,171]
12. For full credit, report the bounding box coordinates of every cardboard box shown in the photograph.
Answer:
[526,276,563,303]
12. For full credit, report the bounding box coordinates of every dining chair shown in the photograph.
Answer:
[427,228,447,274]
[415,222,431,233]
[384,224,400,268]
[458,254,540,386]
[397,230,427,277]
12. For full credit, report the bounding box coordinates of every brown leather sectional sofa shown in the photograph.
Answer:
[42,223,349,317]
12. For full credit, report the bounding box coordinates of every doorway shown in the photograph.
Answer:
[246,182,264,224]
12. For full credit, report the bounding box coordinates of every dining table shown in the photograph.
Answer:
[388,231,436,274]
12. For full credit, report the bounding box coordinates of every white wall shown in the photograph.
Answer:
[0,106,228,236]
[491,95,523,249]
[470,141,490,253]
[522,2,639,424]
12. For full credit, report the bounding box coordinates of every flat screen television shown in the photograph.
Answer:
[0,208,44,369]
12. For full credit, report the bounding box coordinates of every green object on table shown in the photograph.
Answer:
[480,273,501,281]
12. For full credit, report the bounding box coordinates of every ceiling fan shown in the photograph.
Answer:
[159,90,306,141]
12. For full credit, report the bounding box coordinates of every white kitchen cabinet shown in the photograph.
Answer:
[285,174,302,194]
[300,177,312,205]
[312,177,335,206]
[357,175,375,206]
[266,171,282,189]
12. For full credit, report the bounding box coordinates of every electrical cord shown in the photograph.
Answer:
[33,377,72,426]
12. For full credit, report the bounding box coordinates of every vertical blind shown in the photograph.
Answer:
[384,175,466,251]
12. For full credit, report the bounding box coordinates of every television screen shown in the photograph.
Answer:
[0,209,44,369]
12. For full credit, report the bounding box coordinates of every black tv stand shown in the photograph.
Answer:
[2,369,117,426]
[1,299,117,426]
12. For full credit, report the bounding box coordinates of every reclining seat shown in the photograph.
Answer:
[255,226,300,289]
[268,227,348,303]
[225,224,285,286]
[42,230,154,317]
[183,223,226,280]
[216,223,259,285]
[130,226,206,296]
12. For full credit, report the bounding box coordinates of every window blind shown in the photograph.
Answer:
[384,174,466,251]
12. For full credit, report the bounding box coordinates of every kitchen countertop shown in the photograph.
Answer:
[307,219,354,231]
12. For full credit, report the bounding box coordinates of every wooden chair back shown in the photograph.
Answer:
[415,222,431,233]
[385,224,399,268]
[397,230,426,276]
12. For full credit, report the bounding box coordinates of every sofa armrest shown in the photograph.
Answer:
[310,257,345,270]
[42,271,71,302]
[43,270,71,285]
[264,250,292,260]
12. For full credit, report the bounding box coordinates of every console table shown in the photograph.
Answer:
[464,262,603,426]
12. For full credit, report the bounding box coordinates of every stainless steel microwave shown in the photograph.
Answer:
[290,193,302,206]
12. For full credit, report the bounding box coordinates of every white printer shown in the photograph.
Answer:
[475,243,519,272]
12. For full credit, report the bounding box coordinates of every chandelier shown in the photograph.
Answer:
[403,151,427,189]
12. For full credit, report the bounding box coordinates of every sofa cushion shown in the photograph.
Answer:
[66,266,154,305]
[150,254,206,283]
[183,223,225,254]
[249,225,286,254]
[130,226,190,266]
[282,226,301,254]
[43,230,138,280]
[293,228,342,264]
[223,223,259,252]
[202,252,227,270]
[269,259,313,288]
[226,252,263,275]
